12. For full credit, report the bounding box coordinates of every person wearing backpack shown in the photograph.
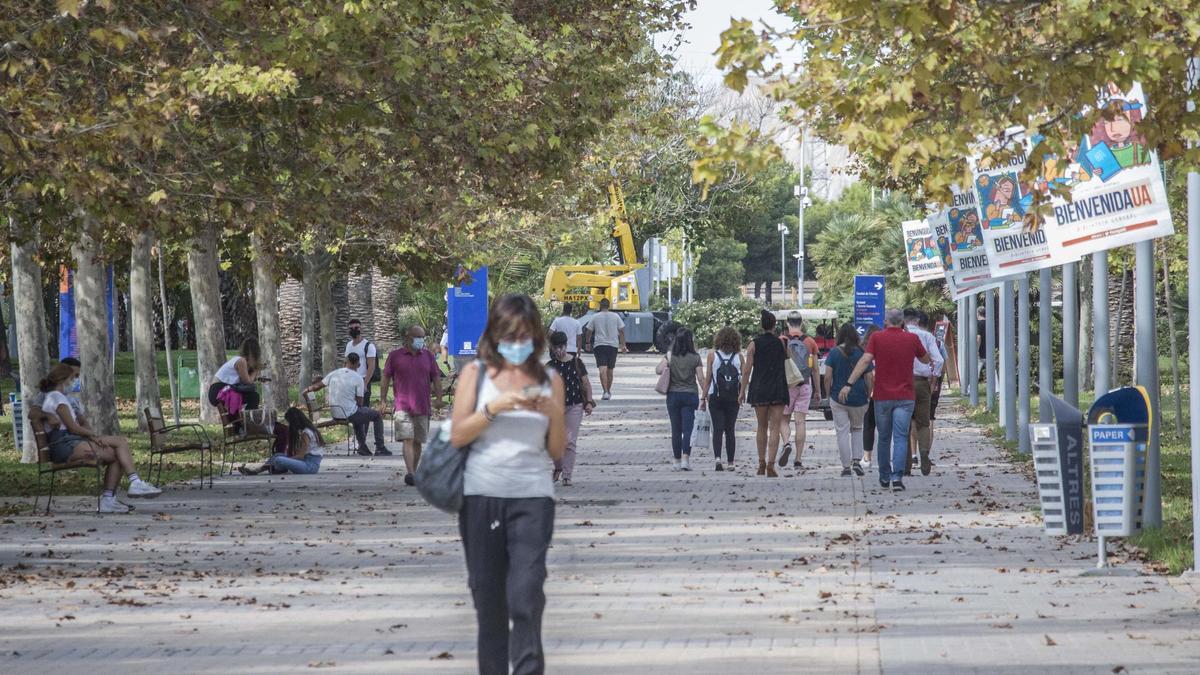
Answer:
[823,323,873,476]
[344,318,380,408]
[778,311,819,471]
[702,326,743,472]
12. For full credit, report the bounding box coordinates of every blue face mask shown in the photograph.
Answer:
[411,338,426,351]
[498,340,534,365]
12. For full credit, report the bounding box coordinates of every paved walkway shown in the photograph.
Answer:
[1,354,1198,673]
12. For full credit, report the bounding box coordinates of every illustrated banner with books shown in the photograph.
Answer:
[972,150,1062,277]
[927,206,1000,300]
[901,219,945,282]
[1040,83,1174,258]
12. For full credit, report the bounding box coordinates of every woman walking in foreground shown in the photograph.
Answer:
[450,294,566,675]
[741,310,789,477]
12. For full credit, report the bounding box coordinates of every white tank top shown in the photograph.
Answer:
[463,368,554,499]
[215,356,244,385]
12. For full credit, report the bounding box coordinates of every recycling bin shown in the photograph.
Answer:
[1088,423,1147,537]
[1030,424,1067,535]
[177,355,200,399]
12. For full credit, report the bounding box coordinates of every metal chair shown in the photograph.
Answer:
[215,402,275,475]
[144,407,214,488]
[30,412,102,515]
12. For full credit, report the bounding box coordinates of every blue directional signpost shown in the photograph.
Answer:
[853,275,886,336]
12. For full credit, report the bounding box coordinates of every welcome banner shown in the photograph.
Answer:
[1041,83,1174,258]
[902,219,945,282]
[972,150,1060,277]
[944,186,997,287]
[928,206,1002,300]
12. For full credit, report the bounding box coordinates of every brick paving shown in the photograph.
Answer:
[1,354,1197,673]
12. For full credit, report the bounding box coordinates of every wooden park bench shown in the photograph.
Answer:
[29,410,102,515]
[144,407,214,489]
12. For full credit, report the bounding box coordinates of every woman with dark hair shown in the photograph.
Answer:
[741,310,789,477]
[238,407,325,475]
[824,323,873,476]
[702,326,743,471]
[449,293,566,675]
[38,363,162,512]
[860,324,881,470]
[656,328,705,471]
[547,330,595,486]
[209,337,264,410]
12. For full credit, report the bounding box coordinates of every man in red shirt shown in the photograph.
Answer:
[379,325,444,487]
[842,309,931,491]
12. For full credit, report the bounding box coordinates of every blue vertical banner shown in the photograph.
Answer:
[57,266,117,361]
[853,274,886,335]
[447,266,489,356]
[58,267,77,359]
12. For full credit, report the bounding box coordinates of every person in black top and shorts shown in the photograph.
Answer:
[741,310,790,477]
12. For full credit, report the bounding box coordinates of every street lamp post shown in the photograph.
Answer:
[795,127,808,308]
[777,223,789,304]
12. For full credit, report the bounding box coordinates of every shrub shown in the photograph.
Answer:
[671,297,764,348]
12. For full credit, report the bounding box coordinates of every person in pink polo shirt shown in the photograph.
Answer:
[379,325,443,486]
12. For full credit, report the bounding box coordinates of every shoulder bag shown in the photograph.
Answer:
[415,360,486,514]
[654,354,671,395]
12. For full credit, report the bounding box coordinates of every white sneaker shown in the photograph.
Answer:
[681,455,691,471]
[602,391,611,400]
[860,459,871,470]
[672,458,681,471]
[127,479,163,499]
[99,495,131,513]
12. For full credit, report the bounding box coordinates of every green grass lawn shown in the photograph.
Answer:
[961,385,1194,574]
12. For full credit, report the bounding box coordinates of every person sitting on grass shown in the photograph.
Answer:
[38,363,162,513]
[238,407,325,475]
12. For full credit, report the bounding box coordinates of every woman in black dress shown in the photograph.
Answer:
[740,310,790,477]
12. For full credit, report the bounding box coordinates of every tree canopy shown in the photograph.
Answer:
[706,1,1200,201]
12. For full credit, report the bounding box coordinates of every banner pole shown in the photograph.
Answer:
[1135,240,1162,527]
[1038,268,1053,421]
[956,299,966,393]
[1001,281,1017,441]
[1018,275,1032,453]
[967,294,978,406]
[985,287,996,411]
[1189,164,1200,574]
[1093,252,1111,395]
[1062,262,1080,408]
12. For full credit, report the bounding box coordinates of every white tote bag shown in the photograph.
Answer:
[690,409,712,450]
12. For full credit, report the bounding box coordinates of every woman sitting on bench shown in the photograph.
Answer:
[39,363,162,513]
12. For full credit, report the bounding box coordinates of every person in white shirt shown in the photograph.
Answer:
[583,299,627,400]
[37,363,161,513]
[302,353,388,457]
[548,303,583,354]
[904,308,945,476]
[344,318,379,407]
